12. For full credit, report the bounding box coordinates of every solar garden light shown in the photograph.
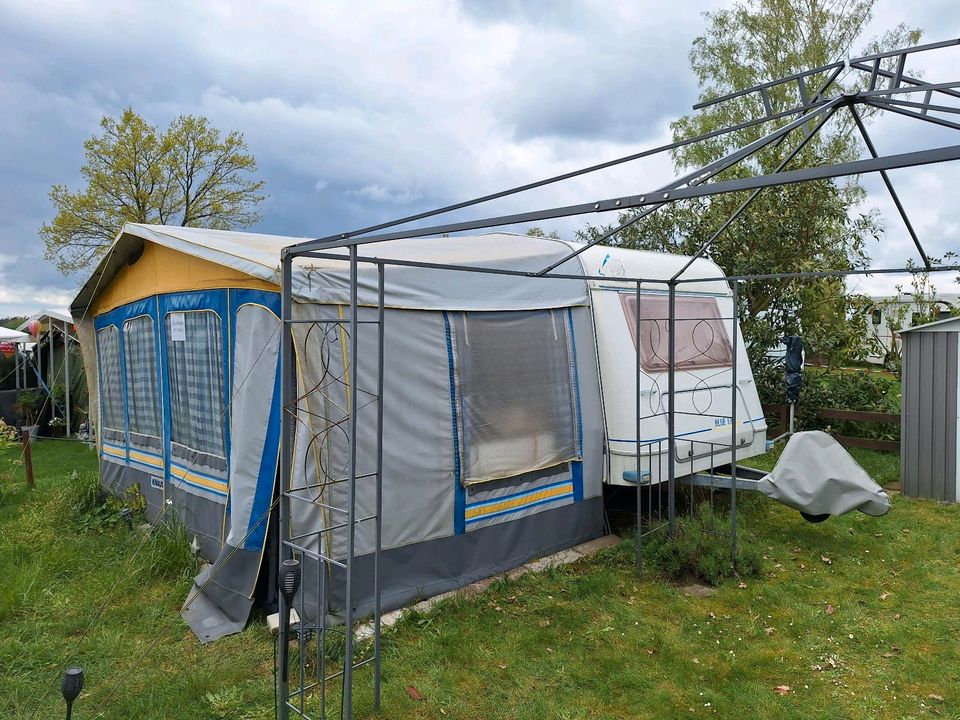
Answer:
[280,558,302,607]
[278,558,302,696]
[61,666,84,720]
[118,507,133,529]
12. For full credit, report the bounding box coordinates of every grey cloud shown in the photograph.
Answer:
[0,0,958,316]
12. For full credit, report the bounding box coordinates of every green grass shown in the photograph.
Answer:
[1,442,958,719]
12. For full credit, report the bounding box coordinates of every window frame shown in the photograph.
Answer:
[96,324,126,437]
[122,314,163,444]
[450,309,581,486]
[620,292,734,373]
[163,308,228,462]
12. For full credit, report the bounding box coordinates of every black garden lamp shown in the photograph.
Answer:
[278,557,302,703]
[61,666,84,720]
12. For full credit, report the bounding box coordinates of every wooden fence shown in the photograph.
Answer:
[761,403,900,452]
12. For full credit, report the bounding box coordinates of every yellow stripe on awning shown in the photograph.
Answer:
[129,449,164,468]
[170,466,228,494]
[465,482,573,520]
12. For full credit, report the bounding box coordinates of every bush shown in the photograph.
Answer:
[755,363,900,441]
[642,503,763,585]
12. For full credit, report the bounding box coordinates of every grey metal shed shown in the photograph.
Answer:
[901,316,960,502]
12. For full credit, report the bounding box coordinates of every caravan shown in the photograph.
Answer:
[72,223,767,640]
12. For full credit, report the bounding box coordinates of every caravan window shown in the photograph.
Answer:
[450,310,579,485]
[620,293,733,372]
[123,316,162,440]
[97,326,126,436]
[165,311,226,459]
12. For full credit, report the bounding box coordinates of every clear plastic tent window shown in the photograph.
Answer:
[620,293,733,372]
[450,309,580,485]
[165,311,226,459]
[96,326,125,434]
[123,316,162,439]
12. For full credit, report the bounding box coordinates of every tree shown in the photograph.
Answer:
[41,108,266,274]
[579,0,920,368]
[526,227,560,239]
[870,270,945,373]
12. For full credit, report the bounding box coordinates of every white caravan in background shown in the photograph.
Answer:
[566,242,768,487]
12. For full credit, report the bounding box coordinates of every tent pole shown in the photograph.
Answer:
[49,320,54,416]
[730,280,739,568]
[277,256,294,720]
[374,262,384,710]
[667,281,677,538]
[64,320,71,437]
[635,280,643,575]
[15,346,20,390]
[343,245,359,719]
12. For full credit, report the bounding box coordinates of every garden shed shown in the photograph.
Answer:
[900,316,960,502]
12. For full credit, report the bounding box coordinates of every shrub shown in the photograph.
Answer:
[755,363,900,441]
[642,503,763,585]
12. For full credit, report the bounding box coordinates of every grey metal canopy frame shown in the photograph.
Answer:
[276,38,960,720]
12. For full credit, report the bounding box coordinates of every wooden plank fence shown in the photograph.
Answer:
[761,403,900,452]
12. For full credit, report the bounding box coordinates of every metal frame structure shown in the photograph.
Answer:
[275,39,960,719]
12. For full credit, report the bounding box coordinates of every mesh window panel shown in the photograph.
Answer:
[621,293,733,372]
[165,311,226,458]
[451,310,578,485]
[123,316,162,438]
[97,326,125,433]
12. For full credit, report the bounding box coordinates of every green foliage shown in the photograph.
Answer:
[756,364,900,441]
[0,419,17,448]
[578,0,921,368]
[143,519,196,581]
[14,389,43,426]
[526,226,561,239]
[867,269,947,373]
[4,440,960,718]
[642,503,764,585]
[41,108,266,274]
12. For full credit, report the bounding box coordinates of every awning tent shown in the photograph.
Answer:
[72,223,611,641]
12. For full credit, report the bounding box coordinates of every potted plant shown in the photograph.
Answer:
[48,415,66,438]
[15,389,42,437]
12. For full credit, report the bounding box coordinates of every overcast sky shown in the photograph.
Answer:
[1,0,959,317]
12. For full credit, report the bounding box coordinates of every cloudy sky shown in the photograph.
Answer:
[1,0,959,317]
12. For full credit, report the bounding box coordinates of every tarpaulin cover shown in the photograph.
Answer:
[758,431,890,517]
[784,335,803,404]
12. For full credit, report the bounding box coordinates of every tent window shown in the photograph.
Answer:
[97,326,125,436]
[451,310,579,485]
[621,293,733,372]
[123,316,162,439]
[165,311,226,458]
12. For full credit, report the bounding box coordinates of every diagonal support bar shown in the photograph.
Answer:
[670,102,839,280]
[865,97,960,132]
[535,101,841,277]
[284,141,960,256]
[850,105,932,269]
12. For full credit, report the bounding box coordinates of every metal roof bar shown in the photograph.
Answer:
[695,37,960,110]
[673,264,960,284]
[865,97,960,132]
[535,98,842,277]
[287,141,960,257]
[285,100,840,256]
[669,103,839,281]
[850,104,931,269]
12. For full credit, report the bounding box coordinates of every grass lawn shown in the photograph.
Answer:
[1,441,959,719]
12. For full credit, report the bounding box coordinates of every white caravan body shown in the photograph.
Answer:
[566,242,768,487]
